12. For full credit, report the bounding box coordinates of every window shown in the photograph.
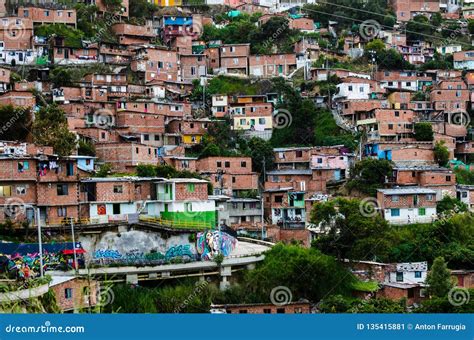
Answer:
[113,185,123,193]
[259,118,265,124]
[392,195,399,202]
[415,271,422,278]
[57,207,67,217]
[241,161,247,168]
[185,202,192,212]
[296,150,303,158]
[112,203,121,215]
[388,124,393,130]
[348,85,353,91]
[232,176,236,183]
[144,134,149,141]
[239,310,247,314]
[66,163,74,176]
[16,186,26,195]
[65,288,72,299]
[418,208,426,216]
[317,158,322,164]
[394,111,399,117]
[225,161,230,168]
[187,183,195,192]
[18,161,29,172]
[263,308,271,314]
[446,176,451,182]
[44,10,50,17]
[276,308,285,314]
[426,194,433,201]
[217,161,222,167]
[391,208,400,217]
[275,195,283,203]
[396,271,403,282]
[57,184,68,196]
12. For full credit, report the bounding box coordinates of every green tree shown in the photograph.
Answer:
[347,159,394,195]
[136,164,157,177]
[454,168,474,185]
[32,104,76,156]
[414,122,434,141]
[426,257,454,297]
[78,140,96,156]
[430,12,443,27]
[310,198,393,261]
[364,39,386,55]
[243,137,274,174]
[129,0,157,19]
[434,141,450,166]
[436,195,468,215]
[406,15,433,41]
[0,105,31,141]
[96,163,112,177]
[469,20,474,35]
[245,244,356,302]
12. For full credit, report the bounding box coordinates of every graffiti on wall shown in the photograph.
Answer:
[0,251,79,279]
[92,244,196,265]
[196,231,237,260]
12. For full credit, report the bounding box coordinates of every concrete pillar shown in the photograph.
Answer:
[219,265,232,291]
[219,276,230,290]
[126,274,138,285]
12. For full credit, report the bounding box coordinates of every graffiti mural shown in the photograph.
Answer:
[196,231,237,260]
[0,242,85,278]
[92,244,196,265]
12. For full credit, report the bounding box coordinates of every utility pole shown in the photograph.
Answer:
[260,156,266,240]
[36,207,44,277]
[71,218,78,273]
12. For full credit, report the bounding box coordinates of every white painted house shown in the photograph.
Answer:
[377,187,437,225]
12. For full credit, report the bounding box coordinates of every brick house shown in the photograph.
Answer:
[289,17,315,32]
[453,50,474,70]
[18,6,76,27]
[219,43,250,75]
[80,177,155,223]
[451,269,474,289]
[99,43,133,66]
[357,108,416,142]
[161,15,194,43]
[179,54,207,81]
[95,141,159,172]
[196,156,258,196]
[0,17,33,50]
[210,301,311,314]
[0,67,10,92]
[229,95,273,140]
[112,22,155,45]
[94,0,129,18]
[131,46,180,82]
[430,79,470,113]
[389,0,440,21]
[377,187,438,224]
[49,276,98,312]
[392,165,456,199]
[248,53,297,78]
[0,90,35,108]
[457,184,474,211]
[52,38,98,65]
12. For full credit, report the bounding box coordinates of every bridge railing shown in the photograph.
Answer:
[138,216,212,230]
